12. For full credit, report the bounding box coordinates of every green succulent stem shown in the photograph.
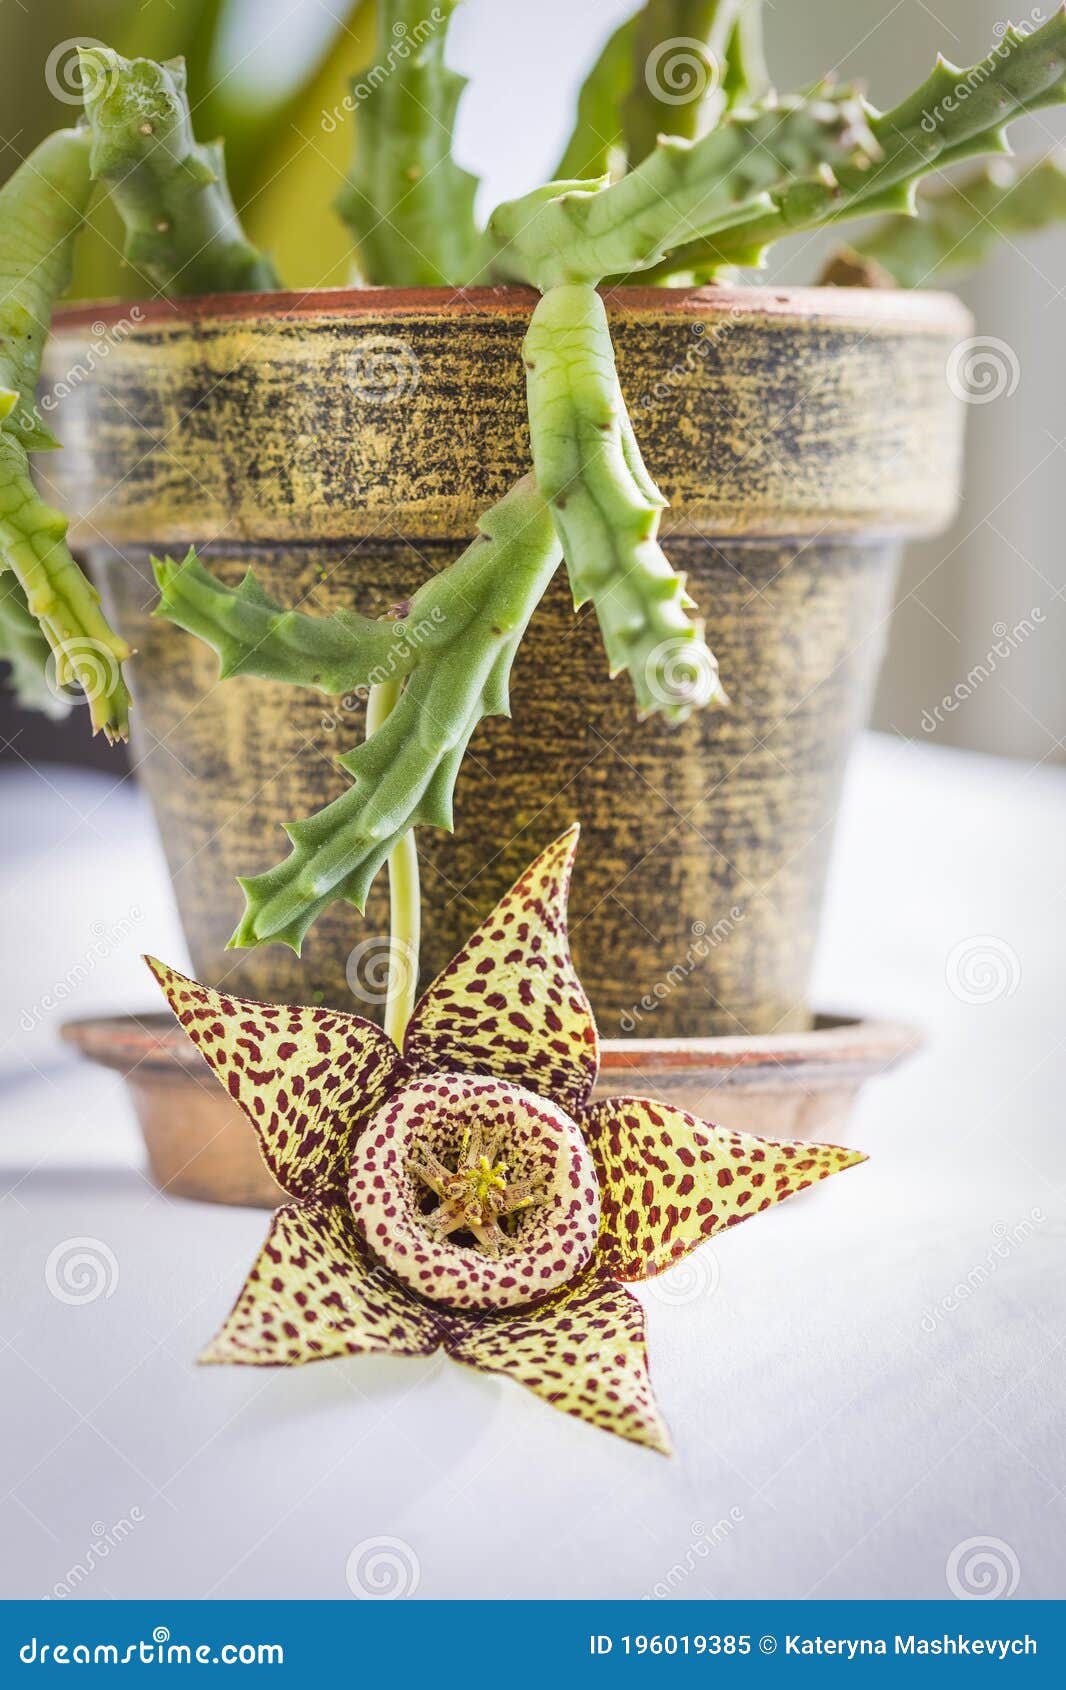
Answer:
[553,11,641,179]
[621,2,742,165]
[486,86,877,288]
[0,126,131,741]
[227,477,563,953]
[525,285,725,722]
[0,573,67,719]
[79,47,280,295]
[336,0,480,285]
[366,677,421,1046]
[650,10,1066,275]
[824,154,1066,287]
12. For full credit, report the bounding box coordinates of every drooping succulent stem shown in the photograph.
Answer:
[365,675,421,1047]
[486,85,877,288]
[822,154,1066,288]
[0,126,131,741]
[78,47,280,295]
[524,285,724,722]
[336,0,480,285]
[651,11,1066,275]
[226,477,562,953]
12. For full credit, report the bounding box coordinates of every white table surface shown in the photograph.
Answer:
[1,732,1063,1602]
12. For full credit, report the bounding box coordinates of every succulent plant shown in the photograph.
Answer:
[4,2,1065,1025]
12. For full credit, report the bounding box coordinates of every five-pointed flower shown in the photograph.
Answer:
[147,828,865,1454]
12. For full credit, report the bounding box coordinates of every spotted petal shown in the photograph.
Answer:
[445,1274,672,1454]
[199,1202,446,1366]
[145,959,402,1200]
[403,827,599,1114]
[583,1096,867,1281]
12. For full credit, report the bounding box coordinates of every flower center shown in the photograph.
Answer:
[407,1125,550,1258]
[348,1073,602,1312]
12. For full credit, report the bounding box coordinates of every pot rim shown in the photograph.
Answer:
[51,280,971,337]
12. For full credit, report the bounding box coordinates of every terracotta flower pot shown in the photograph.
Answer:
[45,284,968,1037]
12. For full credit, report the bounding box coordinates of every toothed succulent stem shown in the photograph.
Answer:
[822,154,1066,287]
[79,47,280,294]
[336,0,480,285]
[655,10,1066,274]
[366,676,421,1046]
[486,86,878,287]
[0,574,68,719]
[227,478,563,953]
[525,285,725,722]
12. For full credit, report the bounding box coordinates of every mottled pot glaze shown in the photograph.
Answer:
[44,285,969,1036]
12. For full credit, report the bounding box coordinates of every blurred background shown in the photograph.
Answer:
[2,0,1063,768]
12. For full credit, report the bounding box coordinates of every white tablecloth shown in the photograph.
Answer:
[2,734,1063,1601]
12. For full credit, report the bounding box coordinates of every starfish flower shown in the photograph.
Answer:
[147,828,865,1455]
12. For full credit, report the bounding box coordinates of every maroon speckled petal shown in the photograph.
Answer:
[199,1201,447,1366]
[146,958,402,1201]
[445,1274,672,1454]
[583,1094,867,1281]
[402,827,599,1114]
